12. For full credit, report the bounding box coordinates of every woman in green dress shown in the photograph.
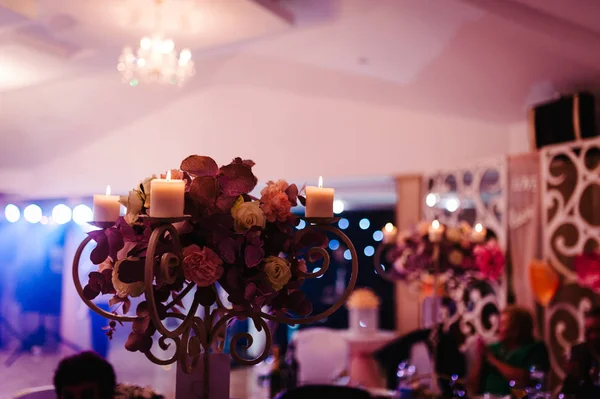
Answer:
[467,306,549,397]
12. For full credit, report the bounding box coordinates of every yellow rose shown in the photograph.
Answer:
[231,201,266,232]
[448,250,464,266]
[263,256,292,291]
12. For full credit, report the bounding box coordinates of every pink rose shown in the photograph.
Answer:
[474,240,505,280]
[182,245,223,287]
[575,252,600,293]
[260,180,292,223]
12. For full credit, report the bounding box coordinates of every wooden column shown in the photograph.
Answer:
[394,175,423,334]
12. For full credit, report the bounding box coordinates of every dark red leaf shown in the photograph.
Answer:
[232,157,256,168]
[286,184,299,206]
[83,285,100,300]
[117,258,146,283]
[295,230,328,249]
[180,155,218,177]
[195,286,216,306]
[218,163,258,196]
[125,332,153,352]
[90,238,109,265]
[218,237,237,264]
[106,228,124,260]
[122,297,131,314]
[298,195,306,206]
[216,195,240,212]
[190,176,218,205]
[245,245,264,268]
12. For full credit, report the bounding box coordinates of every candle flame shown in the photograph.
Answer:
[475,223,483,232]
[432,220,440,229]
[384,222,395,232]
[106,185,111,196]
[166,170,171,181]
[318,176,323,188]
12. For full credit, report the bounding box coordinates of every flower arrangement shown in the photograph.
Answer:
[83,155,326,352]
[388,220,505,285]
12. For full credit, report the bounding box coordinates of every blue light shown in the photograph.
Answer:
[297,219,306,230]
[23,204,43,224]
[72,204,93,225]
[52,204,72,225]
[4,204,20,223]
[364,246,375,256]
[329,239,340,250]
[359,218,370,230]
[312,266,323,279]
[343,249,352,260]
[372,230,384,242]
[338,218,349,229]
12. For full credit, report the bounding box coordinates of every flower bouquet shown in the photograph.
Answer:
[386,221,505,290]
[114,383,164,399]
[81,155,327,353]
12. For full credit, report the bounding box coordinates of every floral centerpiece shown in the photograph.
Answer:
[386,221,505,289]
[82,155,326,352]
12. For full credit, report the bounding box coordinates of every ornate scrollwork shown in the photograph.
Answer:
[72,216,358,391]
[541,138,600,281]
[423,157,507,250]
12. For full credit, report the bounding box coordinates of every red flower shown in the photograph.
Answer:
[182,245,223,287]
[473,240,505,280]
[575,251,600,293]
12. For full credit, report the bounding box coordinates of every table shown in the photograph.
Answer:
[343,331,397,388]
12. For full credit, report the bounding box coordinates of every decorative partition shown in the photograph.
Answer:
[540,138,600,390]
[421,157,508,350]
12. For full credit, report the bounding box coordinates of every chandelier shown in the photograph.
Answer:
[117,0,195,86]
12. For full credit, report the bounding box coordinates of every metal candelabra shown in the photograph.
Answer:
[73,216,358,397]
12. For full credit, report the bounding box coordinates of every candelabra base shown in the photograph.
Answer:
[176,353,230,399]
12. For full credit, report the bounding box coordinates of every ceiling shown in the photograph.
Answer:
[1,0,599,202]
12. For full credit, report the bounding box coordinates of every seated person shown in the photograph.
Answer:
[54,351,116,399]
[467,306,549,397]
[561,307,600,398]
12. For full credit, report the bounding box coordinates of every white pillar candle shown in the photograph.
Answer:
[471,223,487,243]
[383,222,398,244]
[93,185,120,222]
[305,176,334,218]
[428,220,445,243]
[149,170,185,218]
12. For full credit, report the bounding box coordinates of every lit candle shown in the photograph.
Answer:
[93,185,120,222]
[305,176,334,218]
[471,223,487,243]
[383,222,398,244]
[428,220,445,243]
[149,170,185,218]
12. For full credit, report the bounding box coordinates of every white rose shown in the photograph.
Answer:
[231,201,266,232]
[112,258,145,298]
[140,175,156,208]
[120,190,144,217]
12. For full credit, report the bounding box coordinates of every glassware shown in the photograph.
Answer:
[529,365,545,392]
[396,362,417,399]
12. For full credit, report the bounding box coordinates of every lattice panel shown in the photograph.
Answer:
[422,157,508,349]
[541,137,600,389]
[423,157,508,250]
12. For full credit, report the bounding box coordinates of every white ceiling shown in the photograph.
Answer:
[0,0,599,203]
